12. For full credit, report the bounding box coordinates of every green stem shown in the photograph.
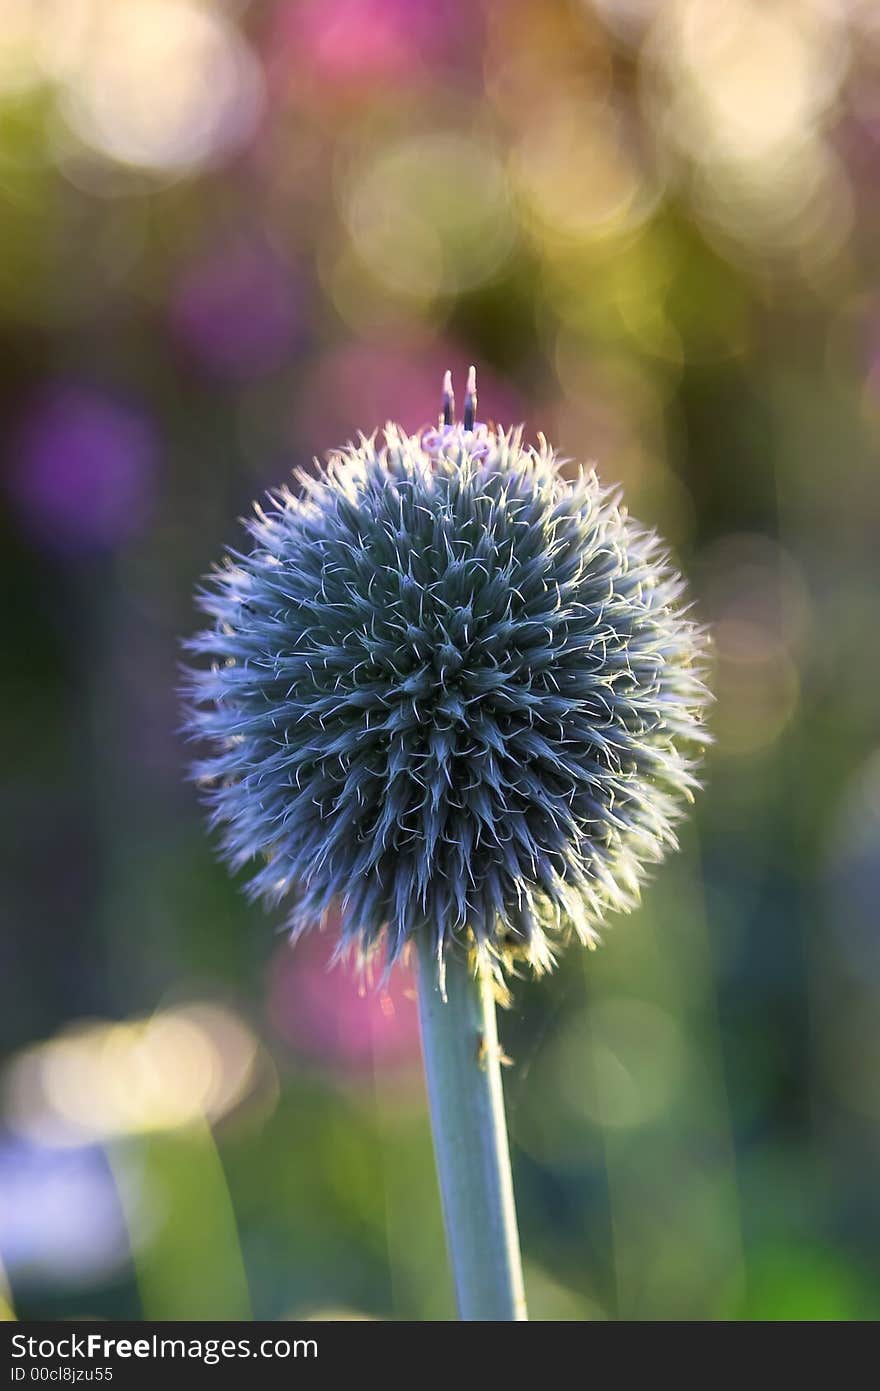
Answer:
[414,932,527,1321]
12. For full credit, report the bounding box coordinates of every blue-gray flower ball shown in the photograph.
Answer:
[183,422,711,976]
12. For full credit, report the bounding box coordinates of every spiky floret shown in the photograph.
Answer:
[183,421,710,979]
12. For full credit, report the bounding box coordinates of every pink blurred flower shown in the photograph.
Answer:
[267,923,420,1075]
[269,0,464,88]
[295,340,526,461]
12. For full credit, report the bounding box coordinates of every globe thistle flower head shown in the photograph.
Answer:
[183,369,711,983]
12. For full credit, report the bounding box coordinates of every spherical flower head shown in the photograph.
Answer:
[183,373,710,982]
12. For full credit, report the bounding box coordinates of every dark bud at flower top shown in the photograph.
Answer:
[183,371,711,980]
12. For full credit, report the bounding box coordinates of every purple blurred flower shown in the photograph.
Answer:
[267,922,420,1075]
[7,386,157,555]
[171,239,302,380]
[0,1139,128,1286]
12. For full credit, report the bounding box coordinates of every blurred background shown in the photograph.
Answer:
[1,0,879,1322]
